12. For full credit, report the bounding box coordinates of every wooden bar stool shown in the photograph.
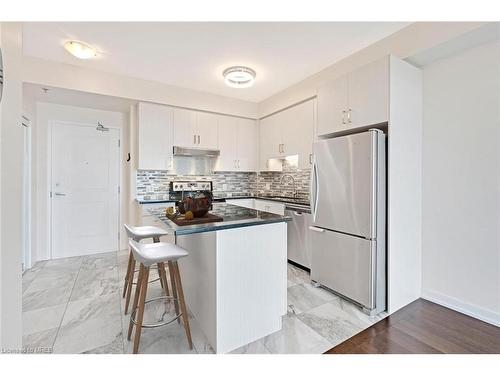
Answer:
[127,239,193,354]
[123,224,170,314]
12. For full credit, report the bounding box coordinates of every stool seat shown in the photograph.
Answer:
[124,224,169,241]
[129,240,188,267]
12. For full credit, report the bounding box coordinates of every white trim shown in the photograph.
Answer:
[22,115,32,271]
[422,289,500,327]
[47,120,122,259]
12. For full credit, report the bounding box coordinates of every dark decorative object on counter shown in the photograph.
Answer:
[177,191,213,218]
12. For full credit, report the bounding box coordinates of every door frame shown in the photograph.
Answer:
[22,114,32,271]
[47,121,122,260]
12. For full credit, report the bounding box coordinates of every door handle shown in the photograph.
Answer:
[197,135,200,144]
[293,211,302,216]
[193,134,197,144]
[54,192,66,196]
[308,226,324,233]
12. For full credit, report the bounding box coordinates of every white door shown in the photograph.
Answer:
[316,74,349,136]
[236,118,258,172]
[348,57,389,128]
[282,100,314,169]
[215,115,238,171]
[173,107,197,147]
[51,123,120,259]
[137,102,174,170]
[196,112,219,149]
[259,115,282,170]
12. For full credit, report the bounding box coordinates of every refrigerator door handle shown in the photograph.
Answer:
[310,156,319,221]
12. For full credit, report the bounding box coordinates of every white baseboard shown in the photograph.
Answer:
[422,289,500,327]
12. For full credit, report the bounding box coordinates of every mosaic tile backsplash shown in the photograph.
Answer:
[136,159,311,202]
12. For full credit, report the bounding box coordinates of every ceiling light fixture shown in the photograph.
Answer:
[64,40,97,59]
[223,66,256,88]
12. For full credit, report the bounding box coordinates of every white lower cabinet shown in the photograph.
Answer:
[225,198,255,209]
[254,200,285,215]
[226,198,285,215]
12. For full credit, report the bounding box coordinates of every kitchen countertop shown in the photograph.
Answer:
[137,195,310,207]
[147,202,291,236]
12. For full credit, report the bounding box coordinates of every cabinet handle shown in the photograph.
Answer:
[309,153,313,165]
[342,110,346,124]
[282,144,285,154]
[198,135,200,144]
[238,160,240,168]
[193,134,197,144]
[347,109,352,123]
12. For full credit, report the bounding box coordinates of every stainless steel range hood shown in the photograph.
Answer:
[173,146,220,158]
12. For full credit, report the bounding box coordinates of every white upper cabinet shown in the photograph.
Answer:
[259,99,315,171]
[137,102,174,170]
[173,108,218,149]
[216,116,258,172]
[317,75,349,135]
[216,116,238,171]
[348,57,389,128]
[173,107,197,147]
[196,112,219,149]
[317,56,389,136]
[259,113,283,171]
[236,118,259,172]
[281,99,315,169]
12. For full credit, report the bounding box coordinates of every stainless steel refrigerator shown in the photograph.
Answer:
[309,129,386,315]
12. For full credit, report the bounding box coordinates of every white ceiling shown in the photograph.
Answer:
[22,22,409,103]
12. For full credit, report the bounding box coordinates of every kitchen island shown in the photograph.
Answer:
[146,202,290,353]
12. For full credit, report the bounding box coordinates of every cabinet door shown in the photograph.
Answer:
[173,108,197,148]
[282,100,314,169]
[348,57,389,128]
[237,118,259,172]
[215,115,238,171]
[196,112,219,149]
[259,115,282,170]
[137,102,174,170]
[316,75,349,136]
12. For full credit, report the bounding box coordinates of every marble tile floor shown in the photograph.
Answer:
[22,250,386,354]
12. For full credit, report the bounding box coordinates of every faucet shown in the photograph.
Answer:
[280,174,297,198]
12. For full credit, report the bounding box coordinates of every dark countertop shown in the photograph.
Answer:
[137,195,310,207]
[147,202,291,236]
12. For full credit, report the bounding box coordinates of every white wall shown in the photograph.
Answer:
[0,22,23,349]
[421,41,500,326]
[33,102,130,263]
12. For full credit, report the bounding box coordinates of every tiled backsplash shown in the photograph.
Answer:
[255,158,310,200]
[136,159,311,202]
[136,171,257,201]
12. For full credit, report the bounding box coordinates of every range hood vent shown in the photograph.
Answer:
[173,146,220,158]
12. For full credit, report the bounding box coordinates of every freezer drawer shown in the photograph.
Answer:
[310,227,375,309]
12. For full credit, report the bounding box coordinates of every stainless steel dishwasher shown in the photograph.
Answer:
[285,204,312,269]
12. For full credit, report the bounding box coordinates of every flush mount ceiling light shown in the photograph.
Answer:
[64,40,97,59]
[223,66,256,88]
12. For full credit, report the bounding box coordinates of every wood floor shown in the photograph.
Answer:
[325,299,500,354]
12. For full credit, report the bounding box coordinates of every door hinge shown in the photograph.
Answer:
[118,139,121,147]
[118,186,120,193]
[50,191,53,198]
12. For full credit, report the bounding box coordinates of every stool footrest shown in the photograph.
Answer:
[129,296,182,329]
